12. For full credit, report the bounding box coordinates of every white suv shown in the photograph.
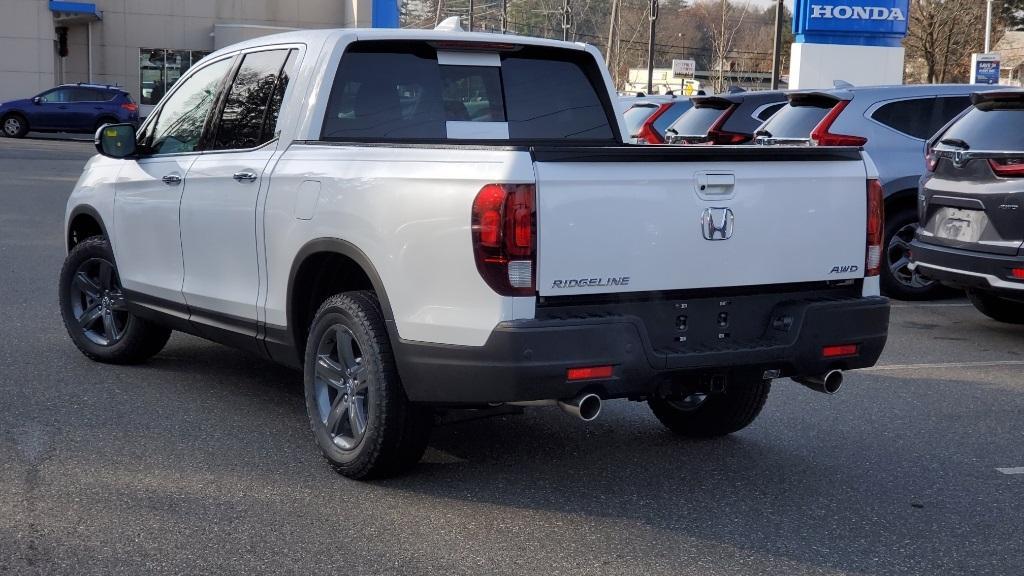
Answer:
[61,27,889,478]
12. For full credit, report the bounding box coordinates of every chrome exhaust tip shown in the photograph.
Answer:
[792,369,844,394]
[558,393,602,421]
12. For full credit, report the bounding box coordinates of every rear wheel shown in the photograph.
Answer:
[58,236,171,363]
[2,113,28,138]
[881,207,951,300]
[648,379,770,437]
[967,289,1024,324]
[304,291,432,479]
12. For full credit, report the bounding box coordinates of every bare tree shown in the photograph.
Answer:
[693,0,753,92]
[904,0,993,83]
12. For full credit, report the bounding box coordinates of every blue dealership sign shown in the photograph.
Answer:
[794,0,910,47]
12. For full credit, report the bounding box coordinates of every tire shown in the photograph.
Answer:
[2,113,28,138]
[881,207,952,300]
[58,236,172,363]
[648,379,771,437]
[967,289,1024,324]
[304,291,432,479]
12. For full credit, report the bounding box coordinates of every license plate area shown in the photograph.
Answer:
[933,207,987,243]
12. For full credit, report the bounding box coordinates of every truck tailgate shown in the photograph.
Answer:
[533,147,868,296]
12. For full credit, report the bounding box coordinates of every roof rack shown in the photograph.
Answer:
[70,82,123,89]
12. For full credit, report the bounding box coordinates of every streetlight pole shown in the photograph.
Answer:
[562,0,571,41]
[984,0,993,53]
[646,0,658,94]
[770,0,783,89]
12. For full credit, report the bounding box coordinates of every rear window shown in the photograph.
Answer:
[623,104,658,135]
[941,105,1024,150]
[652,101,692,134]
[666,104,728,137]
[758,99,836,139]
[321,41,614,142]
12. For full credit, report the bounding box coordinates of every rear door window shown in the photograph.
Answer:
[871,97,938,139]
[211,48,292,150]
[320,41,614,142]
[941,105,1024,150]
[758,99,836,139]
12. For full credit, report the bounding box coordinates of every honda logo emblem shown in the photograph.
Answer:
[953,150,966,167]
[702,207,734,240]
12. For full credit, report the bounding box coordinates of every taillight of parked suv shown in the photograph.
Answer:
[472,184,536,296]
[667,101,744,145]
[810,100,867,146]
[635,104,671,144]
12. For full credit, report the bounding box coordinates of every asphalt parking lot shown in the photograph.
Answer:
[1,136,1022,576]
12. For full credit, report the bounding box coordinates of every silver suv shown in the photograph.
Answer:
[755,84,990,300]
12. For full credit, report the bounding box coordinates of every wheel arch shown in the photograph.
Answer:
[285,238,396,364]
[66,205,108,252]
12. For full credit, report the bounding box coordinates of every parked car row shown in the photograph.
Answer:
[0,83,139,138]
[624,83,996,301]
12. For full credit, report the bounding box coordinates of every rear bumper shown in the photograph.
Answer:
[910,239,1024,294]
[393,295,890,404]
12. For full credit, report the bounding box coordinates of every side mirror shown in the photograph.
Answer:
[94,123,137,159]
[32,96,41,104]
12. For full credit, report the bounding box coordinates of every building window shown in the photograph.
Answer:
[140,49,211,106]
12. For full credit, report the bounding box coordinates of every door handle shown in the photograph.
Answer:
[162,174,182,185]
[232,171,258,183]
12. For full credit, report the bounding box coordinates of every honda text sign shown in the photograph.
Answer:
[793,0,909,47]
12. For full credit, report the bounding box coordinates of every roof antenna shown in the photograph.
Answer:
[435,16,464,31]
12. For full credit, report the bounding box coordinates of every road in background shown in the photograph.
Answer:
[1,137,1022,575]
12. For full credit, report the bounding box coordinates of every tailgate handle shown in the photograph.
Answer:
[696,172,735,197]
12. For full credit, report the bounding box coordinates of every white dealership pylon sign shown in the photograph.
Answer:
[789,0,909,89]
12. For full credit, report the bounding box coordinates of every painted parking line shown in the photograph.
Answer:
[890,303,973,308]
[862,360,1024,372]
[996,467,1024,475]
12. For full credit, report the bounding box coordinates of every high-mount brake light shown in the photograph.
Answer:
[430,41,519,52]
[471,184,536,296]
[810,100,867,146]
[706,105,749,145]
[866,179,884,277]
[989,158,1024,177]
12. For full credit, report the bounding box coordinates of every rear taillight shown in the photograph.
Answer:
[472,183,536,296]
[925,146,938,172]
[989,158,1024,177]
[866,179,884,277]
[121,102,138,112]
[636,105,669,144]
[810,100,867,147]
[706,105,750,145]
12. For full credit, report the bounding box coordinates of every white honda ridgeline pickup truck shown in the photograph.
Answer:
[60,25,889,478]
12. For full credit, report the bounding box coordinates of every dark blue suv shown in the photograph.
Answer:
[0,84,139,138]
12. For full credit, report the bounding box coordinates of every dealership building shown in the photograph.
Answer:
[0,0,382,107]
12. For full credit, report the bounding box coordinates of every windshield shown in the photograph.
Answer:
[623,104,659,135]
[758,99,837,139]
[666,105,727,137]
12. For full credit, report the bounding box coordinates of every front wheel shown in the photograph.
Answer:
[304,291,432,479]
[58,236,171,363]
[2,114,28,138]
[967,289,1024,324]
[649,379,770,437]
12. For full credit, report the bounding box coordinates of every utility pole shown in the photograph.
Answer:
[562,0,571,41]
[501,0,508,33]
[434,0,444,27]
[984,0,994,52]
[646,0,658,94]
[468,0,474,31]
[606,0,619,84]
[770,0,783,89]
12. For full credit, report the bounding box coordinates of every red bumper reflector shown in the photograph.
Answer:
[822,344,859,358]
[567,365,614,381]
[1011,268,1024,279]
